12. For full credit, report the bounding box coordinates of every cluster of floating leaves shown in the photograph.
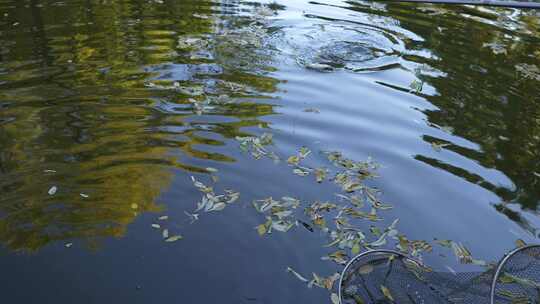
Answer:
[191,176,240,213]
[515,63,540,81]
[254,196,300,235]
[186,130,495,303]
[150,215,183,243]
[483,42,508,55]
[42,124,491,303]
[235,132,279,162]
[237,133,496,303]
[145,79,249,116]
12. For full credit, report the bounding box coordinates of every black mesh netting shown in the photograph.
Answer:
[339,247,540,304]
[491,245,540,304]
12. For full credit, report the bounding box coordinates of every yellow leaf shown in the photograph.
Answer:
[352,243,361,255]
[358,264,373,275]
[381,285,394,302]
[287,155,300,165]
[257,224,267,236]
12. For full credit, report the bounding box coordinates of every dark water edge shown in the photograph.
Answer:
[0,0,539,303]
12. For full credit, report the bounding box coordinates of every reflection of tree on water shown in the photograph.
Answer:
[0,0,282,251]
[343,1,540,232]
[416,22,540,208]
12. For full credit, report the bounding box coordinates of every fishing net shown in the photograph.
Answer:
[339,247,540,304]
[491,245,540,304]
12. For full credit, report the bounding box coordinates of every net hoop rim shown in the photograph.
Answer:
[489,244,540,304]
[338,249,422,304]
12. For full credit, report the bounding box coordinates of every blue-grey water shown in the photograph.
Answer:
[0,0,539,303]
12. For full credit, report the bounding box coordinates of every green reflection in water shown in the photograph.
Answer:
[0,0,282,251]
[346,1,539,208]
[393,3,538,236]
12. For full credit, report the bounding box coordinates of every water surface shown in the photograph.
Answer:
[0,0,539,303]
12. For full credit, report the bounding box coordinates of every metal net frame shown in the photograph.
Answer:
[491,245,540,304]
[339,245,540,304]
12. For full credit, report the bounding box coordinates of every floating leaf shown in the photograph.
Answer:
[206,202,226,212]
[151,224,160,229]
[286,267,309,283]
[162,229,169,239]
[410,240,432,256]
[397,235,410,252]
[314,168,327,183]
[331,293,339,304]
[273,210,293,219]
[195,195,209,212]
[165,235,183,242]
[409,79,423,93]
[257,224,267,236]
[381,285,394,302]
[342,180,362,193]
[48,186,58,196]
[206,167,218,173]
[451,242,473,264]
[368,232,388,247]
[313,217,326,228]
[322,250,348,265]
[225,190,240,203]
[358,264,373,275]
[272,220,294,232]
[483,42,507,55]
[65,243,73,248]
[309,273,340,290]
[352,243,361,255]
[287,155,300,165]
[299,147,311,159]
[260,133,273,145]
[370,226,382,237]
[515,63,540,81]
[293,168,310,176]
[386,219,399,234]
[191,176,213,193]
[158,216,168,221]
[366,190,392,210]
[434,239,452,247]
[282,196,301,208]
[235,133,276,161]
[431,141,450,152]
[80,193,89,198]
[184,211,199,224]
[472,259,487,266]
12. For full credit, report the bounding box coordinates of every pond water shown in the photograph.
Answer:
[0,0,539,303]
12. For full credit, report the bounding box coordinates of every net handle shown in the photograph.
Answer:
[490,244,540,304]
[338,249,422,304]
